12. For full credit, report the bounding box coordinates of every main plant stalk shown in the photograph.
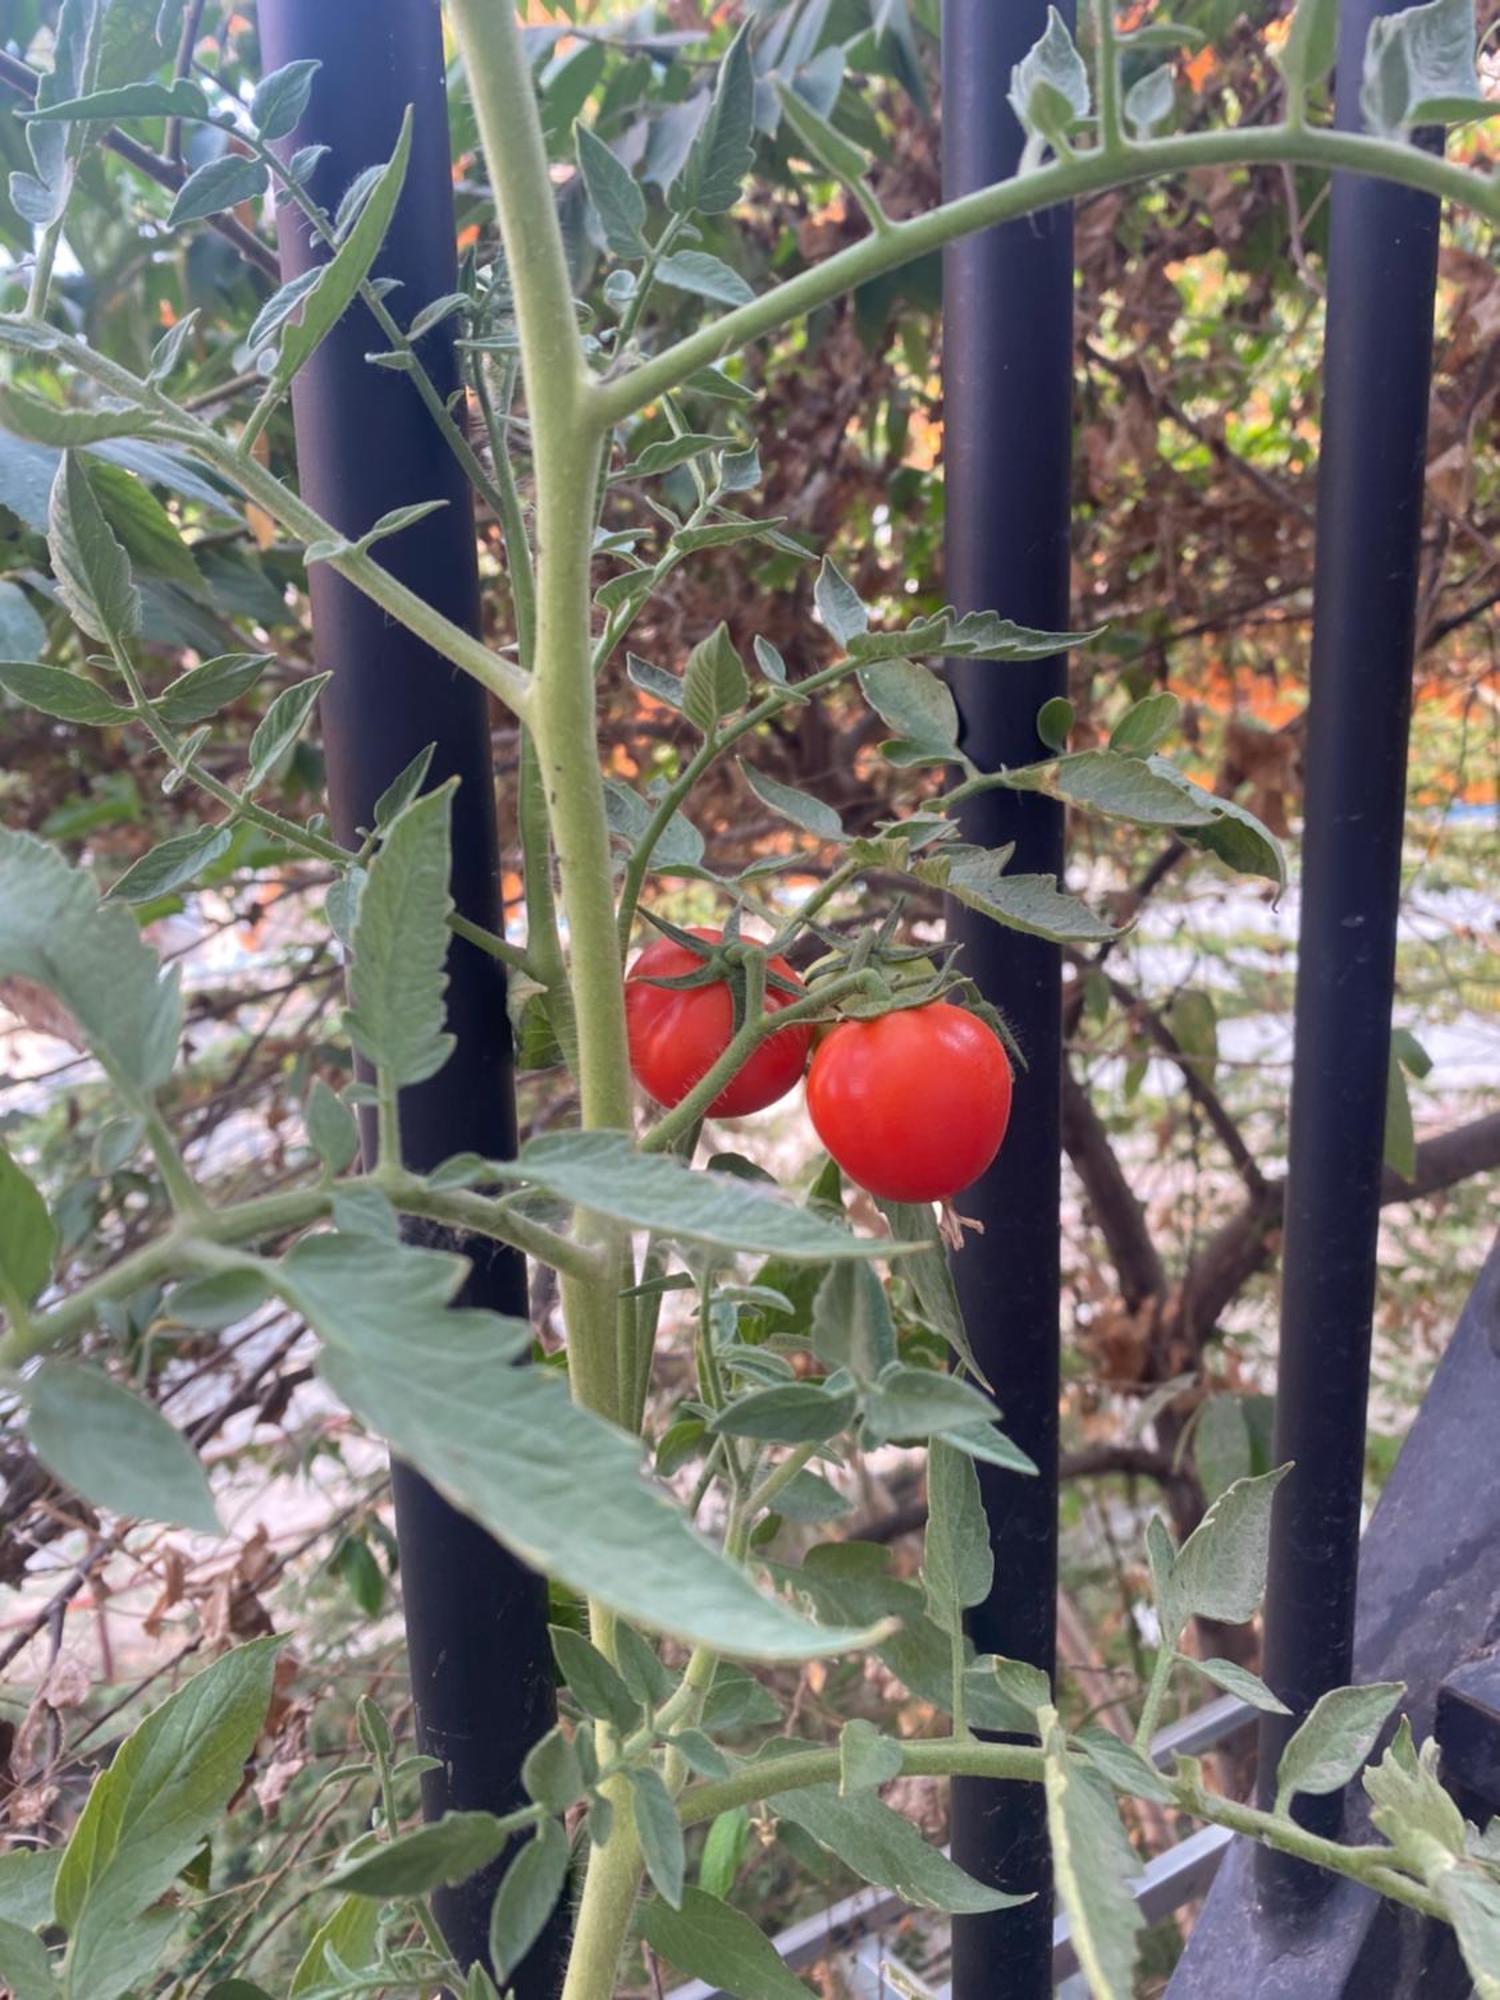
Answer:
[445,6,645,1993]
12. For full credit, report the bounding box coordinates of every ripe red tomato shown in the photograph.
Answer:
[806,1002,1013,1202]
[626,928,813,1118]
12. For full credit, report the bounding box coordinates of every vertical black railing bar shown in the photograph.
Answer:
[941,2,1073,1992]
[1255,0,1442,1903]
[257,3,558,1983]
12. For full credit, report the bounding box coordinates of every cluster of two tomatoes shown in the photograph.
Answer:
[626,927,1013,1205]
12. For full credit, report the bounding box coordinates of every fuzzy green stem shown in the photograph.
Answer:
[474,355,576,1064]
[1134,1645,1176,1754]
[1093,0,1123,156]
[446,12,648,1986]
[591,125,1498,427]
[14,322,527,718]
[5,1186,335,1366]
[26,216,64,318]
[447,911,537,978]
[382,1174,608,1285]
[142,1107,207,1219]
[107,633,352,868]
[260,140,519,533]
[746,1442,820,1518]
[668,1744,1448,1920]
[559,1777,641,2000]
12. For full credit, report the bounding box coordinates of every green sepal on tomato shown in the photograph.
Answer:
[626,927,814,1118]
[807,1001,1013,1204]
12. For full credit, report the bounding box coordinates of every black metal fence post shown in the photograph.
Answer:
[941,3,1073,1990]
[256,3,557,1981]
[1255,0,1442,1901]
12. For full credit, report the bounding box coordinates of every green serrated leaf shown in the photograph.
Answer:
[627,652,687,711]
[1074,1725,1174,1804]
[154,652,273,727]
[1042,1710,1142,1999]
[306,1078,360,1176]
[168,1268,272,1331]
[656,249,755,306]
[859,658,957,764]
[332,1811,510,1896]
[813,557,868,647]
[604,777,704,869]
[551,1624,640,1732]
[169,153,269,227]
[289,1895,379,1997]
[773,1779,1023,1913]
[920,850,1118,943]
[1277,0,1339,103]
[0,1143,56,1310]
[491,1820,570,1983]
[0,828,182,1093]
[286,1234,879,1659]
[0,387,149,448]
[109,824,233,903]
[1051,749,1217,827]
[26,1363,219,1533]
[624,432,733,480]
[274,108,412,390]
[682,623,749,734]
[0,1917,56,2000]
[331,1183,399,1241]
[55,1639,279,1996]
[522,1727,585,1814]
[244,673,330,792]
[640,1884,813,2000]
[0,1849,60,1932]
[48,452,140,645]
[863,1365,1000,1444]
[1363,1718,1467,1867]
[1166,1465,1291,1643]
[1009,7,1092,145]
[345,782,456,1089]
[576,121,647,257]
[1110,690,1181,757]
[1275,1681,1405,1812]
[1362,0,1492,133]
[251,58,320,143]
[812,1262,897,1381]
[838,1718,904,1796]
[923,1438,993,1620]
[739,761,845,841]
[676,24,754,216]
[306,499,448,566]
[1124,62,1177,137]
[1182,1655,1290,1715]
[713,1382,857,1444]
[616,1622,674,1706]
[632,1766,686,1907]
[24,75,209,124]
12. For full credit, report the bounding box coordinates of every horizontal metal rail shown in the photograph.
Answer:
[667,1698,1254,2000]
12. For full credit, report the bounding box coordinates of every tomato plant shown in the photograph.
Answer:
[0,2,1496,1998]
[626,928,812,1117]
[807,1001,1013,1202]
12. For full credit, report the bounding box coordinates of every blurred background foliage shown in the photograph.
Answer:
[0,0,1497,1986]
